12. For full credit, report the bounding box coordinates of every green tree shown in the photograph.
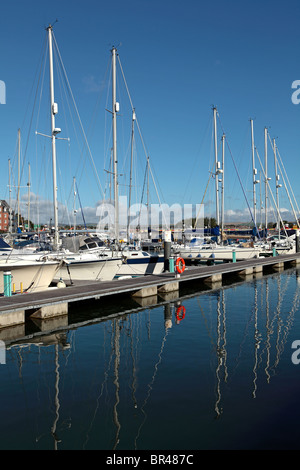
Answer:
[204,217,217,228]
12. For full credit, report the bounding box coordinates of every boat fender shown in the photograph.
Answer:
[175,257,185,274]
[57,278,66,288]
[176,305,186,322]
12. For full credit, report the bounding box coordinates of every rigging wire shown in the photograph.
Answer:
[179,115,211,206]
[76,182,87,230]
[269,136,300,226]
[10,35,49,222]
[52,43,74,224]
[19,38,49,201]
[117,55,165,207]
[216,111,260,237]
[267,134,300,228]
[52,31,105,200]
[254,145,288,237]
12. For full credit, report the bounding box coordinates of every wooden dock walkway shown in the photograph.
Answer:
[0,252,299,329]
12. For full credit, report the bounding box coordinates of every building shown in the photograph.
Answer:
[0,200,11,232]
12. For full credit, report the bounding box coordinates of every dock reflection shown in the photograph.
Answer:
[2,267,300,449]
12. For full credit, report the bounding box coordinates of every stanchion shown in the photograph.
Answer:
[164,230,172,272]
[3,271,12,297]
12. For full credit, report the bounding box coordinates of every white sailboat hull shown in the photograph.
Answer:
[261,245,296,256]
[179,246,261,261]
[0,259,60,294]
[116,254,164,277]
[55,255,122,281]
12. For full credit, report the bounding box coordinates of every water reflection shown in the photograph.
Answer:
[1,267,300,449]
[215,290,228,418]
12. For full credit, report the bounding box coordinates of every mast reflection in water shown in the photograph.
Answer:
[1,267,300,450]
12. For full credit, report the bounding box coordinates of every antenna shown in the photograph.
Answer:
[45,19,58,30]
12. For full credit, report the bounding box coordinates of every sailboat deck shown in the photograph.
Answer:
[0,252,299,315]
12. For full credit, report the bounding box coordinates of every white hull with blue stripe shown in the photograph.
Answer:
[116,248,164,277]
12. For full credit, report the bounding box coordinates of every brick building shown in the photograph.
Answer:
[0,200,11,232]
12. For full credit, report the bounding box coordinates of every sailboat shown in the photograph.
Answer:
[250,125,295,256]
[44,26,123,282]
[177,237,261,262]
[102,46,164,277]
[0,256,61,294]
[2,25,122,284]
[178,107,262,263]
[0,132,62,294]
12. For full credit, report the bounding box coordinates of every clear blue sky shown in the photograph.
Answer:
[1,0,300,225]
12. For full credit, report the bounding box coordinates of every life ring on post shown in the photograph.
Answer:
[175,257,185,274]
[176,305,186,322]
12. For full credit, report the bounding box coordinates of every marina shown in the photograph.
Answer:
[0,252,300,332]
[0,263,300,449]
[1,0,300,452]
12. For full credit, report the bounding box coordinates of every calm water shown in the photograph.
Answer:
[1,267,300,450]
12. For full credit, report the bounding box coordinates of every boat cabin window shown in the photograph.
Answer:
[87,242,97,249]
[83,236,104,246]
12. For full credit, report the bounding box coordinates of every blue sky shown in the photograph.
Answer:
[1,0,300,225]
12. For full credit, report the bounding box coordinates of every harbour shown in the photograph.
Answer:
[0,263,300,449]
[1,0,300,453]
[1,252,300,331]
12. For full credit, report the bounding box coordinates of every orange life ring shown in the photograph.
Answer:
[175,257,185,274]
[176,305,186,321]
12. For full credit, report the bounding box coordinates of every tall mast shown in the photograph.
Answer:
[250,119,257,228]
[17,128,20,229]
[264,127,268,232]
[27,163,30,231]
[221,134,225,239]
[127,108,135,242]
[213,107,220,235]
[259,170,263,229]
[147,155,150,233]
[273,138,281,238]
[8,159,12,233]
[112,47,119,244]
[73,176,77,234]
[47,24,60,250]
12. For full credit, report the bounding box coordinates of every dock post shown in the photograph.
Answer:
[232,250,236,263]
[0,310,25,328]
[272,247,277,257]
[3,272,12,297]
[296,230,300,253]
[169,256,174,273]
[164,230,172,271]
[30,302,68,319]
